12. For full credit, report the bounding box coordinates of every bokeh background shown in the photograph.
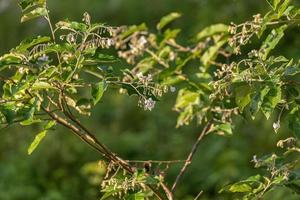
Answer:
[0,0,300,199]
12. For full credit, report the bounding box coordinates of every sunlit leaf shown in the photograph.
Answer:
[19,0,46,11]
[196,23,229,41]
[56,20,88,32]
[21,7,48,23]
[91,81,106,105]
[27,120,56,155]
[28,130,47,155]
[15,36,51,52]
[259,25,287,60]
[201,37,228,67]
[156,12,181,31]
[235,85,252,112]
[249,86,270,119]
[261,85,281,119]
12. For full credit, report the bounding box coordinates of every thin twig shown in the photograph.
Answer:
[127,159,185,164]
[194,190,203,200]
[171,121,213,192]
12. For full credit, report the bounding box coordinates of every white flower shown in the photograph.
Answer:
[136,72,144,80]
[144,98,155,111]
[18,67,25,74]
[138,36,147,46]
[146,74,152,82]
[170,86,176,93]
[273,121,280,133]
[38,55,49,62]
[66,33,76,43]
[82,12,91,25]
[136,72,152,85]
[252,155,258,163]
[106,38,114,47]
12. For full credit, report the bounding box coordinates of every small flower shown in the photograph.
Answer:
[106,38,114,47]
[62,53,73,62]
[18,67,26,74]
[273,121,280,133]
[82,12,91,25]
[146,74,152,82]
[169,51,176,61]
[170,86,176,93]
[66,33,76,44]
[136,72,144,80]
[252,155,258,163]
[253,14,262,24]
[136,72,152,84]
[144,97,156,111]
[38,54,49,62]
[138,36,147,46]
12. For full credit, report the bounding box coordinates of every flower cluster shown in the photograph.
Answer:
[115,32,149,64]
[228,14,263,54]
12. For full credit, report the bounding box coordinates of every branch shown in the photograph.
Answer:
[127,159,185,164]
[194,190,203,200]
[42,91,167,200]
[171,121,213,192]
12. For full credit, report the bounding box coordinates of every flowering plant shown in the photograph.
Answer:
[1,0,300,199]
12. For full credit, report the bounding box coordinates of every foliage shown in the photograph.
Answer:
[1,0,300,199]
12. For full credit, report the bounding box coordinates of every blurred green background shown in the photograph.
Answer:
[1,0,300,199]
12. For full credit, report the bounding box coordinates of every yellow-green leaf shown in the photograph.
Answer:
[28,130,47,155]
[21,7,48,23]
[196,24,229,41]
[157,12,181,31]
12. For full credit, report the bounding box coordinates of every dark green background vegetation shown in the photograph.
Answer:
[0,0,299,199]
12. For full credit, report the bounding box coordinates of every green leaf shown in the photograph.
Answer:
[220,175,262,194]
[19,0,46,11]
[0,104,16,125]
[20,118,42,126]
[196,24,229,41]
[126,191,148,200]
[277,0,292,17]
[157,12,182,31]
[100,192,114,200]
[15,36,51,52]
[234,85,252,112]
[261,86,281,119]
[119,23,147,39]
[21,7,48,23]
[175,89,200,110]
[28,130,47,155]
[259,25,287,60]
[31,81,55,90]
[210,123,233,136]
[0,53,24,67]
[56,20,88,32]
[249,86,270,119]
[175,89,200,127]
[27,120,56,155]
[91,81,106,105]
[20,97,40,125]
[201,36,228,67]
[163,28,181,40]
[229,183,252,193]
[44,120,56,129]
[266,0,282,10]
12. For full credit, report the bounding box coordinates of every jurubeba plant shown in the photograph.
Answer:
[1,0,300,199]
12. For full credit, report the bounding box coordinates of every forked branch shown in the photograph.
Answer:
[171,121,213,192]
